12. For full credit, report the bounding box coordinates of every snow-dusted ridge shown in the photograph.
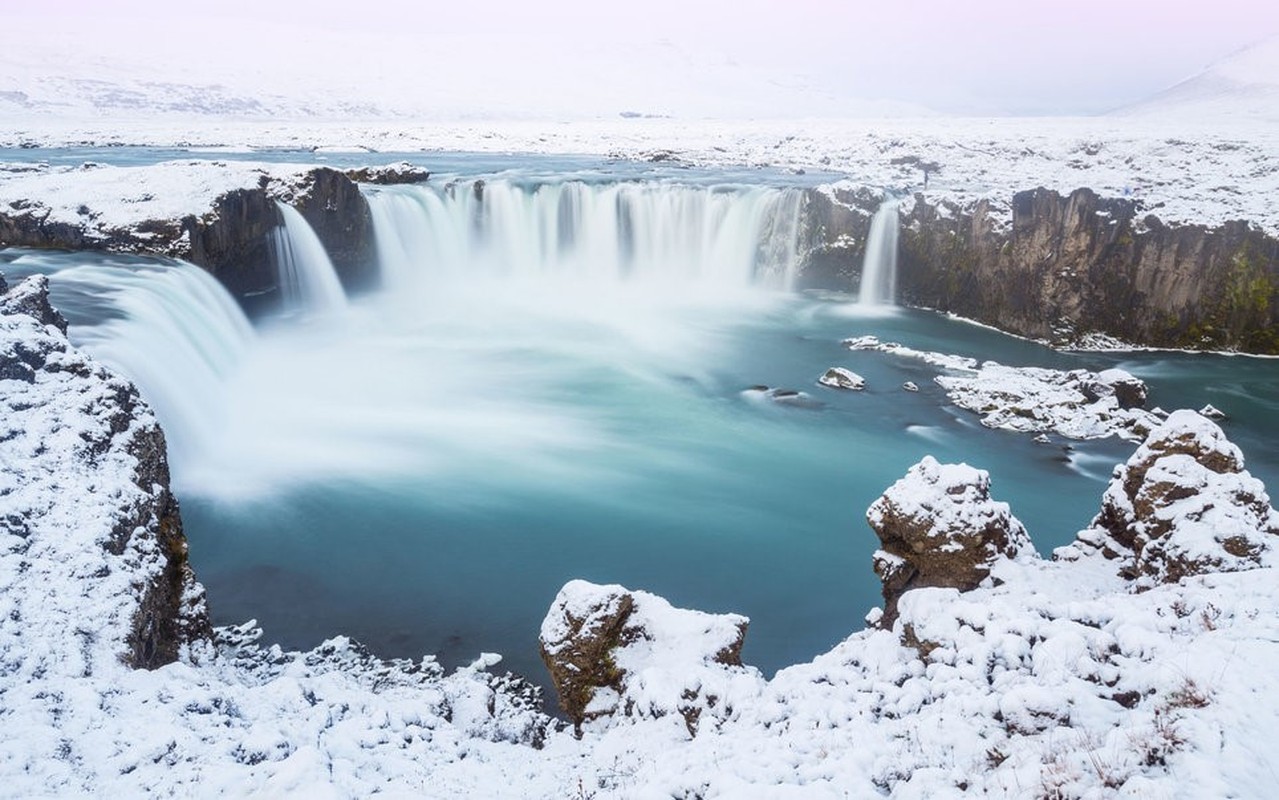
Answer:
[4,275,1279,796]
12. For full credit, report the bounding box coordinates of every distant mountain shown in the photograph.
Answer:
[0,21,934,122]
[1116,36,1279,122]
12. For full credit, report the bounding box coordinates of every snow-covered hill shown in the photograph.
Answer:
[1117,36,1279,122]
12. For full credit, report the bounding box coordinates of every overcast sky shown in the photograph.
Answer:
[9,0,1279,116]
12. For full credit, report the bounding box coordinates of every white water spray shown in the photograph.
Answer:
[270,202,349,315]
[363,181,806,295]
[858,199,900,306]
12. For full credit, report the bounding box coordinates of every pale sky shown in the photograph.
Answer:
[7,0,1279,115]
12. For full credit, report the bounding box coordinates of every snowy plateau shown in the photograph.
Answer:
[1,28,1279,800]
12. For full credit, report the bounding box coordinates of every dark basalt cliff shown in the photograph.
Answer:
[799,186,1279,353]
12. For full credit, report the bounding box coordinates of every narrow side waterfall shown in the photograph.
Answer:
[363,181,806,294]
[56,262,257,471]
[858,199,900,306]
[271,202,349,314]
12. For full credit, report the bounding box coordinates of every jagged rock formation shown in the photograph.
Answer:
[0,273,212,670]
[0,273,66,335]
[1066,409,1279,584]
[798,186,1279,354]
[539,580,757,735]
[866,456,1036,628]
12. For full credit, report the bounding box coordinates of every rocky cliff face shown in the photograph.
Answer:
[0,273,212,671]
[0,167,377,313]
[800,186,1279,353]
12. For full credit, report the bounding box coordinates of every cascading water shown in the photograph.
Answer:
[34,258,256,472]
[270,202,349,315]
[858,199,900,305]
[363,180,806,295]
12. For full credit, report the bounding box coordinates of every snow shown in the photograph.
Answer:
[867,455,1035,561]
[935,363,1161,441]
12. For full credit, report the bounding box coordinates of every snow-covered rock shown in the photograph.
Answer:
[539,580,760,735]
[0,273,66,334]
[936,362,1161,441]
[866,456,1036,627]
[1198,403,1229,420]
[817,366,865,390]
[1067,409,1279,585]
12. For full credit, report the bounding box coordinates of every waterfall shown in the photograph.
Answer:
[270,202,349,314]
[858,199,900,306]
[55,261,257,471]
[362,181,805,294]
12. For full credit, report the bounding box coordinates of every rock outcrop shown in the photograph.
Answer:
[866,456,1036,628]
[1066,409,1279,584]
[0,273,212,671]
[539,580,758,735]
